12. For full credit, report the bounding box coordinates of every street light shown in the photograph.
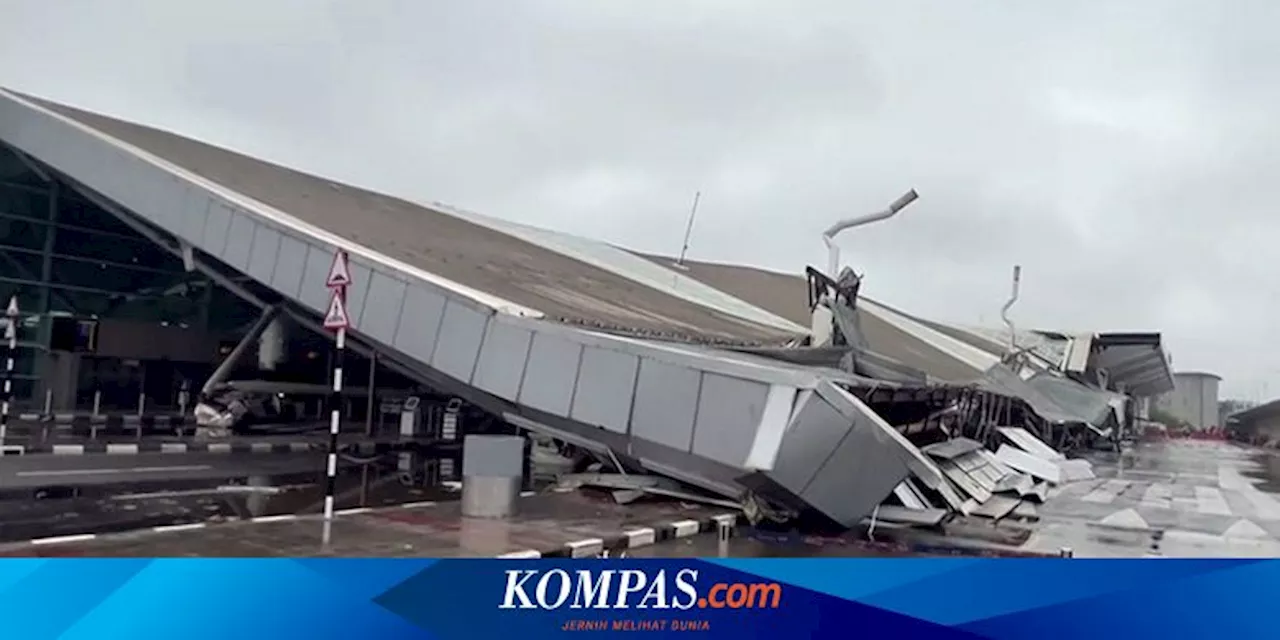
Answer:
[821,189,919,277]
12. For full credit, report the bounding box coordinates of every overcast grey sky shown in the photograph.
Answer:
[1,1,1274,397]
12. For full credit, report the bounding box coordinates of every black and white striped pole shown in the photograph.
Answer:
[1,296,18,446]
[321,250,353,545]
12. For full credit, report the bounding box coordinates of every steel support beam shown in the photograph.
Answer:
[4,145,50,183]
[202,304,281,395]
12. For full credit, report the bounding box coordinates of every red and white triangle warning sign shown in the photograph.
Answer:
[323,290,351,330]
[326,250,352,289]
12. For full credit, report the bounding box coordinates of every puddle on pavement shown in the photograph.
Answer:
[0,467,462,543]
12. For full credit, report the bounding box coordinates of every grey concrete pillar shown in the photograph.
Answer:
[461,434,524,519]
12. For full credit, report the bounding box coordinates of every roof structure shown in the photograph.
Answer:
[0,88,931,527]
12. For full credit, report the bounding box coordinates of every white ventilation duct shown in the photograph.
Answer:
[258,317,287,370]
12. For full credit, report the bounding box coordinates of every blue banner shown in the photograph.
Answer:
[0,558,1270,639]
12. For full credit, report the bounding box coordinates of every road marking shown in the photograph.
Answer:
[16,464,213,478]
[151,523,207,533]
[249,514,298,523]
[1082,479,1129,504]
[1195,486,1233,517]
[30,533,97,545]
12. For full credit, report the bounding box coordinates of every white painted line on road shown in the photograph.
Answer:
[290,442,311,452]
[160,443,187,454]
[51,444,85,455]
[400,501,437,509]
[250,442,272,454]
[106,443,138,455]
[520,491,536,497]
[1195,486,1233,517]
[30,533,97,545]
[151,523,208,533]
[17,464,214,478]
[335,507,372,516]
[207,442,232,454]
[249,514,298,523]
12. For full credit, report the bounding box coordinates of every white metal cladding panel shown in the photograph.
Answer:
[629,359,700,452]
[570,347,640,434]
[800,417,910,526]
[690,374,770,467]
[392,283,448,363]
[343,260,374,326]
[431,300,489,382]
[297,243,334,313]
[271,235,309,300]
[359,271,408,343]
[179,186,211,242]
[222,212,255,272]
[201,200,234,257]
[472,320,534,398]
[518,331,583,417]
[768,393,850,492]
[247,223,282,284]
[155,174,194,233]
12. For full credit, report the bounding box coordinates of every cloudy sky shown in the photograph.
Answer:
[1,1,1274,397]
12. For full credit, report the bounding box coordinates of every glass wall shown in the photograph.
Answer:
[0,146,258,411]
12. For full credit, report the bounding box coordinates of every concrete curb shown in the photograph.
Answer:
[9,498,457,550]
[1,441,319,456]
[497,513,739,559]
[0,440,451,456]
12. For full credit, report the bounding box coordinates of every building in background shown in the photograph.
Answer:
[1154,371,1223,430]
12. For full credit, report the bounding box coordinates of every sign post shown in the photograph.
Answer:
[0,296,16,446]
[322,250,352,541]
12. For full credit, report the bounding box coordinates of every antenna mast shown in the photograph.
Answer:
[675,191,701,267]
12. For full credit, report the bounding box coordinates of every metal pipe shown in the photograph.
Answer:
[365,351,376,436]
[822,189,918,277]
[201,305,281,396]
[1001,265,1022,355]
[91,390,101,416]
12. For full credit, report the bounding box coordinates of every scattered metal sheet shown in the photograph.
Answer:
[893,481,930,510]
[994,444,1063,484]
[959,458,1000,493]
[997,427,1066,462]
[921,437,984,460]
[975,448,1013,476]
[1059,459,1096,481]
[970,495,1021,520]
[866,505,949,527]
[558,473,681,492]
[994,472,1034,496]
[1011,501,1039,521]
[933,479,970,513]
[938,460,993,503]
[1026,481,1050,503]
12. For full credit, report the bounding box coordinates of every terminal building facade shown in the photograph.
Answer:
[0,88,1177,527]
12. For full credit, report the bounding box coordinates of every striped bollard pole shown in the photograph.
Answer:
[321,249,353,546]
[0,296,17,445]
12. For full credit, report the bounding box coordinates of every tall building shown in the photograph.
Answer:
[1154,371,1223,430]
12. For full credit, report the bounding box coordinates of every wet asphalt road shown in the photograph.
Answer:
[0,451,329,489]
